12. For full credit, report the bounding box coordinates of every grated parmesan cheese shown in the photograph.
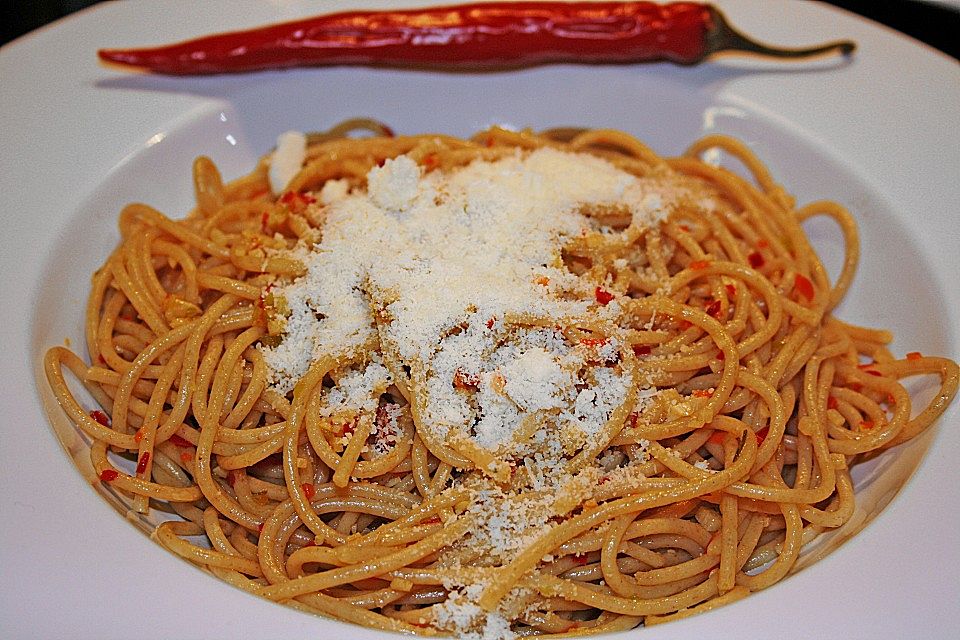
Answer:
[260,145,677,455]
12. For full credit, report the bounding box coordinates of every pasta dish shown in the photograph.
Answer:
[44,121,958,637]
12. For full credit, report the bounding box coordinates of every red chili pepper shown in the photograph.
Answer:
[724,283,737,298]
[453,367,481,391]
[632,344,651,356]
[89,409,111,427]
[705,298,722,319]
[827,396,839,410]
[754,426,770,446]
[906,351,922,361]
[280,191,316,212]
[580,338,608,347]
[136,452,151,475]
[301,482,317,500]
[99,469,119,482]
[594,286,615,306]
[689,259,711,270]
[169,434,193,448]
[97,2,854,76]
[747,251,765,269]
[793,273,815,301]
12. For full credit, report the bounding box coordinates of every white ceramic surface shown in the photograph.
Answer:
[2,1,958,638]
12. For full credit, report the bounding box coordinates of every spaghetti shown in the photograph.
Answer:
[44,121,958,637]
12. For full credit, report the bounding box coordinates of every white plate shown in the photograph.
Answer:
[2,1,958,638]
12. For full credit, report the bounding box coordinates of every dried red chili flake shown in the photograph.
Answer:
[180,452,193,464]
[885,393,897,406]
[336,418,358,437]
[906,351,923,361]
[692,389,712,398]
[705,298,722,319]
[756,239,770,249]
[572,553,590,565]
[594,286,615,306]
[279,191,316,207]
[99,469,119,482]
[725,283,737,298]
[827,396,839,410]
[453,367,481,391]
[486,317,496,329]
[580,338,607,347]
[169,434,193,448]
[301,482,316,500]
[747,251,764,269]
[860,420,875,431]
[89,409,111,427]
[134,428,145,443]
[632,344,652,356]
[628,412,640,428]
[136,452,151,475]
[689,259,711,270]
[708,431,726,445]
[715,350,725,360]
[793,273,815,301]
[754,426,770,446]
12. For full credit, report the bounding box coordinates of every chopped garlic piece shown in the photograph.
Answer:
[268,130,307,194]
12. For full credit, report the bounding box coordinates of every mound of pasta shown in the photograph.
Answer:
[45,121,958,638]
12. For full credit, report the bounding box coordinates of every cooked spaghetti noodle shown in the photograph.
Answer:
[44,121,958,637]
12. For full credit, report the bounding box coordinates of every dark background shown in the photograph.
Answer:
[2,0,958,60]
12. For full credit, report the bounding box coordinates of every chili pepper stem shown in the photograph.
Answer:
[704,6,855,62]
